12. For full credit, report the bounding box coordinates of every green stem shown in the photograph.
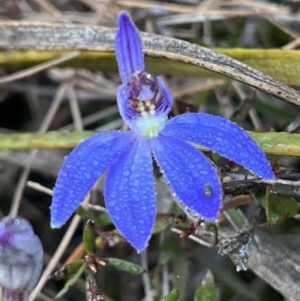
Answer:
[0,131,299,156]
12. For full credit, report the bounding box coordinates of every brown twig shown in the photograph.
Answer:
[0,51,80,84]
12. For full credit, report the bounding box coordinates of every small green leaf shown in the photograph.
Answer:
[55,263,85,299]
[173,215,190,230]
[159,289,180,301]
[153,214,172,234]
[76,206,112,228]
[83,219,95,255]
[50,259,85,280]
[194,270,220,301]
[224,209,247,229]
[105,258,144,274]
[266,190,298,223]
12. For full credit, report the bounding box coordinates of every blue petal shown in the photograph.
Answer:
[116,84,130,126]
[162,113,275,179]
[116,12,145,84]
[157,76,173,114]
[104,138,155,252]
[51,131,136,228]
[150,135,222,221]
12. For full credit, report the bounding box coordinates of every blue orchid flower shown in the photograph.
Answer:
[51,11,275,252]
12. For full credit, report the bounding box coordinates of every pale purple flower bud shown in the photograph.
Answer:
[0,216,43,301]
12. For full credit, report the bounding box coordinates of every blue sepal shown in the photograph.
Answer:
[150,134,222,221]
[162,113,275,179]
[51,131,136,228]
[104,138,156,252]
[116,12,145,84]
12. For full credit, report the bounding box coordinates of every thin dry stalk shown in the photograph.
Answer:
[0,52,80,85]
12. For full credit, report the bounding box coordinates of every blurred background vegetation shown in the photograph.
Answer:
[1,0,300,300]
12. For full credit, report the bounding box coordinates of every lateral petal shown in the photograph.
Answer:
[116,12,145,84]
[150,135,222,222]
[157,76,173,114]
[104,138,156,253]
[163,113,274,179]
[51,131,136,228]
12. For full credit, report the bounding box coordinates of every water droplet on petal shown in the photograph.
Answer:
[204,184,213,198]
